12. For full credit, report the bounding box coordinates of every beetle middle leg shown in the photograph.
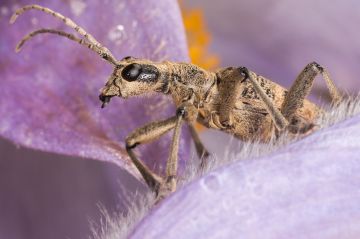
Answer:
[219,67,289,131]
[188,125,210,170]
[216,67,245,128]
[216,67,289,132]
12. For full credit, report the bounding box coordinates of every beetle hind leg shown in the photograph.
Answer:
[281,62,342,119]
[286,116,317,135]
[281,62,342,134]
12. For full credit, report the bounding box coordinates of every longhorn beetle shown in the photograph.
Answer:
[11,5,342,201]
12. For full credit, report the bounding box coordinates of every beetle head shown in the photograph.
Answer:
[99,56,166,108]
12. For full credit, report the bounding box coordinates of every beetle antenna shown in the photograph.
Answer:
[14,28,117,65]
[10,4,118,65]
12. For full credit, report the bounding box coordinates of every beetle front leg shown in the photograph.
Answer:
[125,116,178,197]
[125,105,192,202]
[157,108,185,201]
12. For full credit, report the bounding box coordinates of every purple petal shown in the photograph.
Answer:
[131,114,360,238]
[0,0,189,180]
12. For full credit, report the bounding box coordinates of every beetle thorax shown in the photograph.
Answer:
[165,62,216,107]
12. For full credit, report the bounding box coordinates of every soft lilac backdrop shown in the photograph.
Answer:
[186,0,360,97]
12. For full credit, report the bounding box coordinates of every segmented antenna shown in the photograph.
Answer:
[10,4,118,65]
[16,29,91,52]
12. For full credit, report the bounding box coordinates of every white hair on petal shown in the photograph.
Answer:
[90,186,155,239]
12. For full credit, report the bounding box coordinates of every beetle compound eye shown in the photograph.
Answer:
[121,63,142,81]
[138,65,160,82]
[121,63,159,82]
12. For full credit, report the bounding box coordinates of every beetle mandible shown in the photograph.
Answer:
[11,5,342,201]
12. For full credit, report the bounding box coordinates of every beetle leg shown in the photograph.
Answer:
[177,102,210,171]
[188,125,211,170]
[156,108,185,201]
[279,62,342,134]
[239,67,289,131]
[216,67,244,128]
[125,106,191,202]
[125,116,178,197]
[281,62,342,120]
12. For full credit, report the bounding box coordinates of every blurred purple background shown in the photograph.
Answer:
[2,0,360,238]
[185,0,360,98]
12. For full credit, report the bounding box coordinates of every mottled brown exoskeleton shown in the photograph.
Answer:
[11,5,342,201]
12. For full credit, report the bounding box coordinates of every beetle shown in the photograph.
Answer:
[11,5,342,201]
